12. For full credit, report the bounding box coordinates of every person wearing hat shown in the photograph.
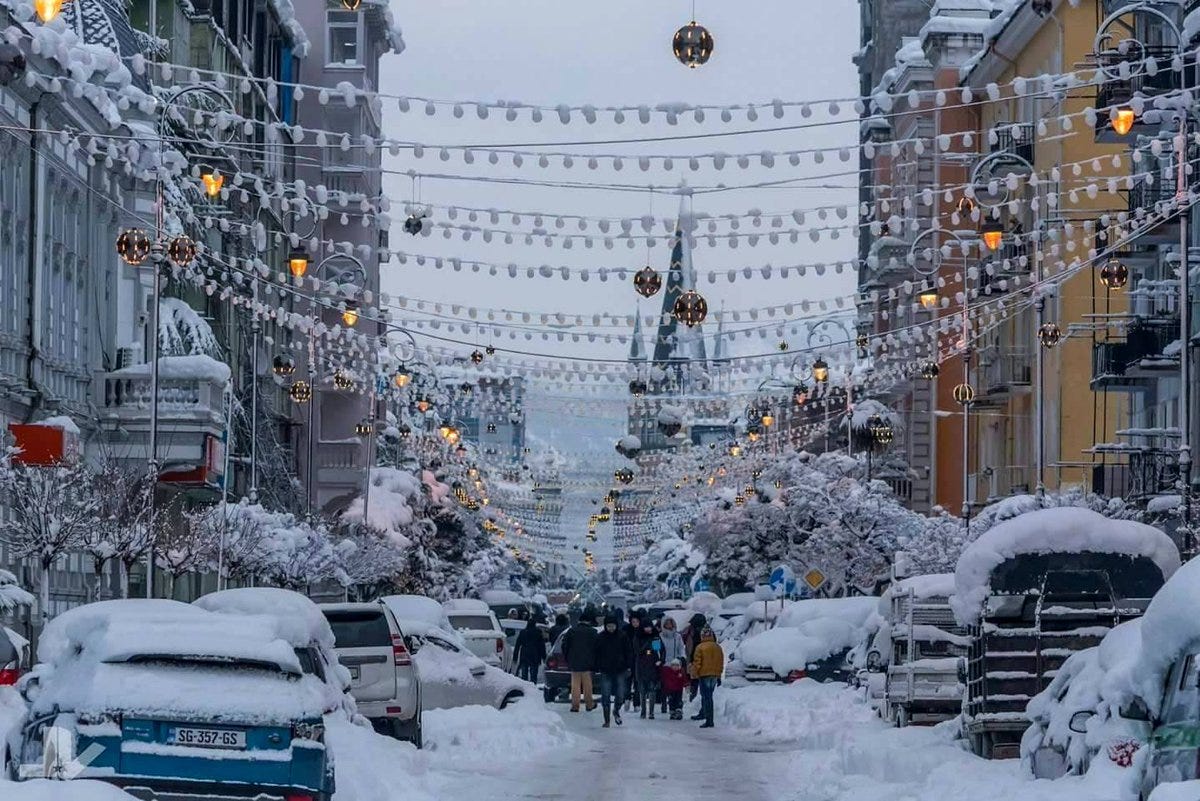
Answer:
[594,613,633,727]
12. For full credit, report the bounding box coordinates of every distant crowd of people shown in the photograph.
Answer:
[512,605,725,729]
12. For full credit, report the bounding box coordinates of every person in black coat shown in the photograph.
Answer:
[548,613,570,649]
[633,621,664,719]
[594,614,633,727]
[512,621,546,683]
[623,610,644,709]
[561,615,599,712]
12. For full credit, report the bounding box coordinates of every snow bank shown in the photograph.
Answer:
[324,718,435,801]
[718,681,881,744]
[1149,781,1200,801]
[951,509,1179,624]
[422,701,572,758]
[0,780,138,800]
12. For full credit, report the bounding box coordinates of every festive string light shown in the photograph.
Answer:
[673,21,714,68]
[116,228,152,266]
[272,355,296,377]
[290,380,312,403]
[981,220,1004,252]
[634,266,663,297]
[1038,322,1063,348]
[201,170,224,198]
[167,235,196,266]
[1100,258,1129,289]
[673,290,708,327]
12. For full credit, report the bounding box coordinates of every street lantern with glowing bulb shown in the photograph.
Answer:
[812,358,830,384]
[201,170,224,198]
[341,304,359,328]
[981,220,1004,252]
[288,247,310,279]
[1112,107,1136,137]
[918,283,939,310]
[34,0,63,23]
[393,367,411,388]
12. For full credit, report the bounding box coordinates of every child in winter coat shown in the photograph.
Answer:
[660,657,690,720]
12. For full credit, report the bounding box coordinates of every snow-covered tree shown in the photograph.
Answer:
[83,455,155,599]
[0,451,100,624]
[256,517,345,591]
[0,569,34,614]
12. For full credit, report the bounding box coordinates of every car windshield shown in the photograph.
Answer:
[324,609,392,647]
[116,654,297,677]
[450,615,497,632]
[293,647,325,681]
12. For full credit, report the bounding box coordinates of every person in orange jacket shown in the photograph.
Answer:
[689,628,724,728]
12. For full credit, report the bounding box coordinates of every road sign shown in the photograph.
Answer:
[769,565,797,596]
[803,567,827,591]
[692,577,711,592]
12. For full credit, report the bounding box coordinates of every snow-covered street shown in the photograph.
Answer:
[324,682,1125,801]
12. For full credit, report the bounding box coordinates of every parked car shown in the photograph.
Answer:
[443,599,509,668]
[380,594,453,632]
[954,508,1179,760]
[543,629,600,704]
[6,599,335,801]
[730,597,879,684]
[319,602,423,746]
[397,618,528,710]
[480,589,531,622]
[880,573,969,727]
[194,588,354,717]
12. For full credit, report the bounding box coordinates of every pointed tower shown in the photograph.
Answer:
[652,189,706,391]
[628,307,647,363]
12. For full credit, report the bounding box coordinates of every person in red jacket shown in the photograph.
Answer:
[659,657,690,720]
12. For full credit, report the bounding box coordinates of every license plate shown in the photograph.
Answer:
[169,727,246,749]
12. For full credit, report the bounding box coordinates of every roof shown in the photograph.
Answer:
[61,0,148,60]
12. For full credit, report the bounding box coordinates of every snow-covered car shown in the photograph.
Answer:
[443,599,509,668]
[480,589,531,622]
[6,599,335,800]
[319,602,423,746]
[880,574,969,727]
[194,587,355,718]
[731,597,879,684]
[954,508,1179,760]
[397,619,529,711]
[380,594,454,632]
[1021,619,1149,781]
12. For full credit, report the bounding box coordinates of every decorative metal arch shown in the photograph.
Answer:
[1092,2,1182,82]
[906,227,970,277]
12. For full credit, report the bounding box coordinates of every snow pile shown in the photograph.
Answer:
[686,590,724,615]
[889,573,956,600]
[422,701,572,758]
[193,588,337,652]
[112,354,231,383]
[951,508,1180,624]
[324,718,434,801]
[33,415,80,436]
[737,597,879,675]
[1116,554,1200,717]
[1150,782,1200,801]
[0,780,138,801]
[718,681,881,744]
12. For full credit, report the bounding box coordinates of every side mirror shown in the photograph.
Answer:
[470,663,486,678]
[866,651,882,670]
[1069,710,1095,734]
[18,674,40,704]
[1120,697,1152,722]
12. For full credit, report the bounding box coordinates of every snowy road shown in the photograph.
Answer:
[2,682,1133,801]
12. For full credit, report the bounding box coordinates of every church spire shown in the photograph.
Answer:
[628,307,647,362]
[651,186,706,372]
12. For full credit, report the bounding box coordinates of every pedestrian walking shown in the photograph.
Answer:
[660,658,690,720]
[689,628,724,728]
[658,616,687,712]
[624,610,645,709]
[633,620,663,719]
[594,614,632,727]
[512,619,546,683]
[548,612,570,646]
[682,613,708,701]
[562,614,598,713]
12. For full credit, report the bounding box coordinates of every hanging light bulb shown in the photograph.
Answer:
[792,383,809,406]
[918,282,939,310]
[201,170,224,198]
[393,367,411,388]
[289,380,312,404]
[919,362,940,380]
[333,371,354,391]
[673,20,714,68]
[1111,107,1136,137]
[634,266,663,297]
[341,0,362,8]
[812,358,830,384]
[415,397,432,414]
[272,355,296,377]
[957,197,977,216]
[288,247,310,278]
[981,220,1004,252]
[470,349,485,365]
[760,411,775,428]
[953,383,975,406]
[34,0,63,22]
[341,304,359,327]
[673,290,708,327]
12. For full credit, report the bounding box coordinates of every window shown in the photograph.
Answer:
[323,609,392,647]
[327,11,362,66]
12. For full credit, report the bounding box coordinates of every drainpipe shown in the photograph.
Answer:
[22,98,44,419]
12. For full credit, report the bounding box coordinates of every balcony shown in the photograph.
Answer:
[315,440,365,506]
[980,347,1032,398]
[990,124,1034,169]
[96,364,228,486]
[1091,319,1179,390]
[1092,449,1180,502]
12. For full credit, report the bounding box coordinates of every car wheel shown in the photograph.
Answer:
[393,715,423,749]
[896,706,910,728]
[500,691,524,709]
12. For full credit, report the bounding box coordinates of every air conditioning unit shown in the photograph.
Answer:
[115,347,138,370]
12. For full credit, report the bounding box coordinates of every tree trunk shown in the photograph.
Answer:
[119,560,130,599]
[39,561,51,629]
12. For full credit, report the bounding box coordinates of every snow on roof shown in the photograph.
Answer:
[480,589,525,605]
[193,588,336,651]
[33,599,325,723]
[889,573,956,600]
[686,591,723,614]
[776,597,878,630]
[381,595,452,630]
[444,598,491,614]
[951,508,1181,624]
[33,416,80,436]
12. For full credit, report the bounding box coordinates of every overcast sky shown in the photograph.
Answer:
[377,0,861,369]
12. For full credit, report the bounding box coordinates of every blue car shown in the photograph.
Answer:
[7,599,336,801]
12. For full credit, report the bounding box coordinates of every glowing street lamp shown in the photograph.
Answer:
[201,170,224,199]
[34,0,63,23]
[981,220,1004,252]
[288,247,310,279]
[1111,107,1136,137]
